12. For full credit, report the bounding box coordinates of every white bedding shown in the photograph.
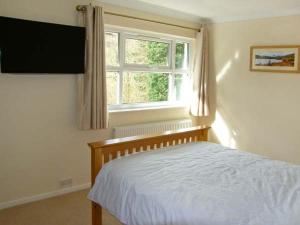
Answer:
[88,142,300,225]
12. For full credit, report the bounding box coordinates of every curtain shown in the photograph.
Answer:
[78,6,108,130]
[190,26,210,117]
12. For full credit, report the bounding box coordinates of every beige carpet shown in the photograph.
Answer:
[0,189,122,225]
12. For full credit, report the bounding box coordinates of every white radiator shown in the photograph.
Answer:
[113,119,193,138]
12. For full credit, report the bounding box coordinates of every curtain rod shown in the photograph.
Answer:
[76,5,201,32]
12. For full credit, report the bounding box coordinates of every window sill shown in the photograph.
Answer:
[109,103,189,113]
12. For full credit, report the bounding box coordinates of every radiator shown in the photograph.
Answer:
[113,119,193,138]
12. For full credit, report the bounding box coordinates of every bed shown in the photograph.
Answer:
[87,126,300,225]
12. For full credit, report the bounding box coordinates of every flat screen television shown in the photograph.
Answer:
[0,16,86,74]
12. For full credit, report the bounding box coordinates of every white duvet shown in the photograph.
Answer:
[88,142,300,225]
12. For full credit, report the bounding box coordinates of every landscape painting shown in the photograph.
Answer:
[250,46,300,73]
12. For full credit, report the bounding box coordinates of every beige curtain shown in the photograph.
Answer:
[78,6,108,130]
[190,26,210,117]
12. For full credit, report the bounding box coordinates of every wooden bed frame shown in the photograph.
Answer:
[88,126,210,225]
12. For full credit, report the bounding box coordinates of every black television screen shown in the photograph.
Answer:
[0,16,85,74]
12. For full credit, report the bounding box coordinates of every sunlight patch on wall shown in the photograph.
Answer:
[216,60,232,82]
[212,111,236,148]
[234,50,240,59]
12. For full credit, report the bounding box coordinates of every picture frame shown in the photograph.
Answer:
[250,45,300,73]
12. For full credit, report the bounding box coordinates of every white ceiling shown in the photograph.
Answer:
[98,0,300,23]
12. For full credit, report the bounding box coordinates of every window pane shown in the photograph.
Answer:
[125,38,169,66]
[175,42,189,69]
[173,74,188,101]
[106,72,119,105]
[122,72,169,104]
[105,32,119,66]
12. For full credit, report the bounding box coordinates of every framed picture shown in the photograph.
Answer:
[250,45,300,73]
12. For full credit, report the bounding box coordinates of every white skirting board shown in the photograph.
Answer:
[0,183,91,210]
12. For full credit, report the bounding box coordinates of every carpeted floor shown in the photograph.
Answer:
[0,189,122,225]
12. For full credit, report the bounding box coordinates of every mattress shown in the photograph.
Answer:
[88,142,300,225]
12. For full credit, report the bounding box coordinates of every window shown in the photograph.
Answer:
[105,29,191,110]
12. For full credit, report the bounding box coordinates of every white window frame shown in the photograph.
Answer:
[105,26,193,111]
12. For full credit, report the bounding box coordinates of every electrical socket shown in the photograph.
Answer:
[59,178,73,188]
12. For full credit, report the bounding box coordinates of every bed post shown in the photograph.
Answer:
[90,146,103,225]
[92,202,102,225]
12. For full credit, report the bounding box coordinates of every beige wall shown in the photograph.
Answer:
[0,0,201,206]
[209,15,300,164]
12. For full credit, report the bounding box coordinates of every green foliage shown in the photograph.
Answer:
[122,73,150,104]
[146,42,168,65]
[145,42,186,102]
[149,74,168,101]
[175,43,185,69]
[146,42,169,101]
